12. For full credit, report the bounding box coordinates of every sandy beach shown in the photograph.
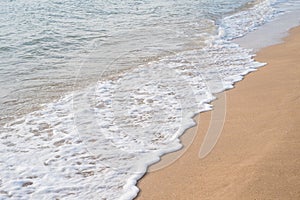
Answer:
[136,26,300,200]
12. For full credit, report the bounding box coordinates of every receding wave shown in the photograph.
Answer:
[0,0,296,199]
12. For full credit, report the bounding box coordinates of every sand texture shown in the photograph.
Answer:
[136,26,300,200]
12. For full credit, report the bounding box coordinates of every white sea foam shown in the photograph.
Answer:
[0,0,291,199]
[0,41,264,199]
[220,0,279,40]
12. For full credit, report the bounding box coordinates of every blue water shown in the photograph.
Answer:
[0,0,299,199]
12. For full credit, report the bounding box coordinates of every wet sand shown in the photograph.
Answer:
[136,26,300,200]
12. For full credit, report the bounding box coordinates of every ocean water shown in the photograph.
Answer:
[0,0,299,199]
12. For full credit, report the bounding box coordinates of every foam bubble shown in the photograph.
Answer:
[221,0,279,40]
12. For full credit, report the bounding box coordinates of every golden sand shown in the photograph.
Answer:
[136,26,300,200]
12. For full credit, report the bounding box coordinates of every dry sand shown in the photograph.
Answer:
[136,26,300,200]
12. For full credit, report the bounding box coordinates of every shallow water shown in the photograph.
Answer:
[0,0,252,125]
[0,0,299,199]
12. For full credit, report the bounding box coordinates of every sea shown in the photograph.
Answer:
[0,0,299,199]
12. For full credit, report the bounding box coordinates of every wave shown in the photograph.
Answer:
[0,0,289,199]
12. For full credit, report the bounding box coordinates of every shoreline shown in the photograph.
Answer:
[136,26,300,199]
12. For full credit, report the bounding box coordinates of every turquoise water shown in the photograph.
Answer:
[0,0,299,199]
